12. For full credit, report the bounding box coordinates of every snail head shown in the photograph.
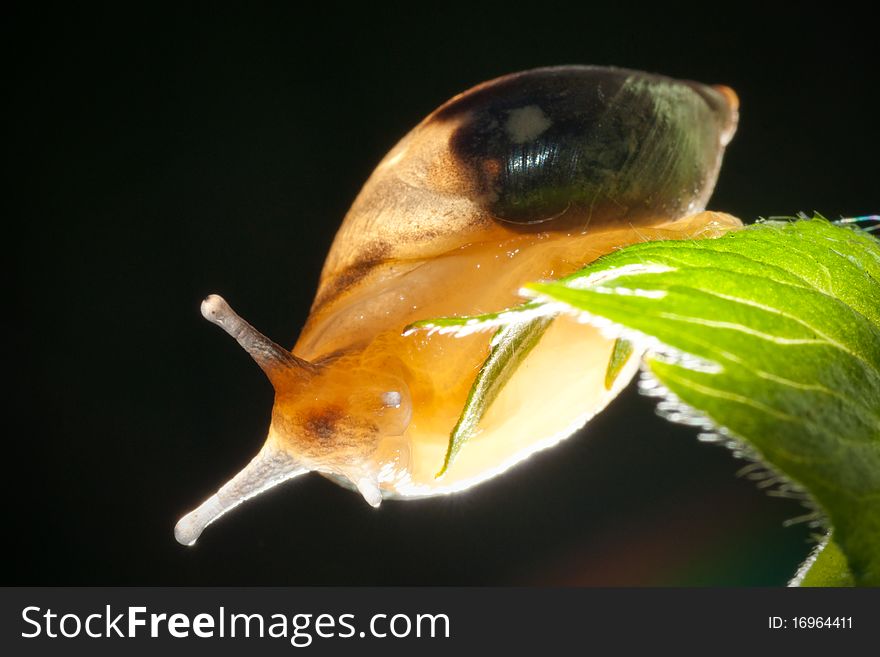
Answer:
[173,294,412,546]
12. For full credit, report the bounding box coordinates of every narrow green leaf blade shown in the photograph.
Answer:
[402,301,544,337]
[437,316,554,477]
[605,338,634,390]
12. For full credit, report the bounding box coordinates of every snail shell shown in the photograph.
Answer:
[175,65,740,545]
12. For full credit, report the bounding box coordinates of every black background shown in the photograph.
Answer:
[8,4,876,585]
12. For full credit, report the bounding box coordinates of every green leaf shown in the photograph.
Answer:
[525,217,880,586]
[435,315,554,477]
[791,535,855,587]
[403,301,545,337]
[605,338,634,390]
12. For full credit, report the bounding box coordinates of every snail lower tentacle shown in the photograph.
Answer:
[174,443,308,546]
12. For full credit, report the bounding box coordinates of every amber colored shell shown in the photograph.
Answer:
[309,67,736,318]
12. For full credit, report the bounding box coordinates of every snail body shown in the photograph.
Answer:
[175,66,741,545]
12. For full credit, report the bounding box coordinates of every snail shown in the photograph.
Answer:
[174,65,741,546]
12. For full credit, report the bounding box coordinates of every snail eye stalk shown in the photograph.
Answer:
[200,294,315,386]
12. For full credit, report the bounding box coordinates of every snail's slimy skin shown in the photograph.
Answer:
[175,66,741,546]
